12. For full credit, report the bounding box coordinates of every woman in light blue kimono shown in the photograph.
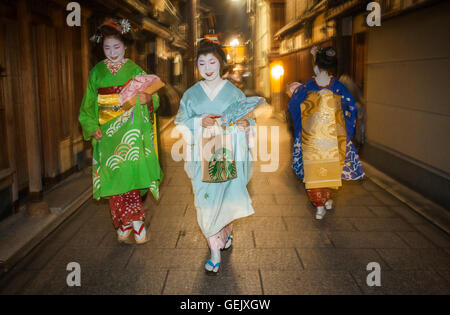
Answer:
[175,40,255,274]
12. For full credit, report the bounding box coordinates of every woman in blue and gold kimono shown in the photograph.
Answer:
[287,46,364,220]
[175,40,255,274]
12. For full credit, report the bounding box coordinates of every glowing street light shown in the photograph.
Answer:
[230,38,240,47]
[271,65,284,79]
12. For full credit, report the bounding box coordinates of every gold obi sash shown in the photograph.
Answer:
[97,81,130,125]
[301,90,347,189]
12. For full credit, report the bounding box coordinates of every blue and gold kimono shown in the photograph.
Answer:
[288,77,364,188]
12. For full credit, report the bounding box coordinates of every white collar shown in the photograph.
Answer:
[200,80,227,101]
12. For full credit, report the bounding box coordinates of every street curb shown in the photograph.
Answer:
[0,187,92,275]
[363,162,450,235]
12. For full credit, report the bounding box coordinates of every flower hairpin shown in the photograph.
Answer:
[89,18,131,43]
[316,48,336,57]
[120,19,131,34]
[326,49,336,57]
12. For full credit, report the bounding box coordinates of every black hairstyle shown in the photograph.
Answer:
[196,39,226,74]
[314,46,337,70]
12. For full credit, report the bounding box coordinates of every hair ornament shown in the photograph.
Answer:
[120,19,131,34]
[90,17,132,43]
[89,34,103,43]
[326,48,336,57]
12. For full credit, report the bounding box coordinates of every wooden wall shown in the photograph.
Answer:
[0,14,29,192]
[0,0,87,198]
[285,0,317,24]
[350,32,366,91]
[0,11,21,202]
[269,2,285,51]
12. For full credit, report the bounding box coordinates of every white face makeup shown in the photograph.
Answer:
[197,53,221,82]
[103,36,126,63]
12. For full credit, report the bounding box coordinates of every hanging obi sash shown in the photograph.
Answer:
[301,89,347,189]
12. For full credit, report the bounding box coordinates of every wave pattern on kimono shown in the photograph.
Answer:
[174,80,255,238]
[288,77,364,187]
[78,60,163,200]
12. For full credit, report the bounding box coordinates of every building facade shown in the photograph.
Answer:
[362,0,450,209]
[254,0,450,208]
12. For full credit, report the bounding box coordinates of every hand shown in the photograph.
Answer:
[201,115,216,128]
[286,82,301,97]
[236,118,250,130]
[310,46,318,57]
[138,92,151,104]
[92,129,103,140]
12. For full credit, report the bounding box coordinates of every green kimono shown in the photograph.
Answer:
[78,59,162,200]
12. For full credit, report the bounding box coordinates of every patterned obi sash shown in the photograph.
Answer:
[301,89,347,189]
[97,80,131,125]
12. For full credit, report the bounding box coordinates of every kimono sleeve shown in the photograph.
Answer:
[246,115,256,128]
[152,93,160,112]
[174,93,197,133]
[236,90,256,128]
[134,65,146,76]
[78,70,99,141]
[135,66,160,111]
[287,84,308,135]
[338,83,357,140]
[132,65,159,108]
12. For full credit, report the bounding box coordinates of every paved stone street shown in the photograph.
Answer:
[1,106,450,295]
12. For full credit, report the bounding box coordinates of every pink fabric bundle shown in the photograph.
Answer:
[118,74,165,107]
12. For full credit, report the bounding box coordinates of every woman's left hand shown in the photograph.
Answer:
[138,92,151,104]
[286,82,301,97]
[236,118,250,130]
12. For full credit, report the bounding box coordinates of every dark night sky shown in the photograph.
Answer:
[200,0,250,44]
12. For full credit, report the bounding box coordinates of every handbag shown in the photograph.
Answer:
[200,118,237,183]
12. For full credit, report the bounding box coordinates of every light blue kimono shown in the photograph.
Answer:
[174,80,255,238]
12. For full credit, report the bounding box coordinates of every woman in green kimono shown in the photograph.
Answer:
[79,18,162,244]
